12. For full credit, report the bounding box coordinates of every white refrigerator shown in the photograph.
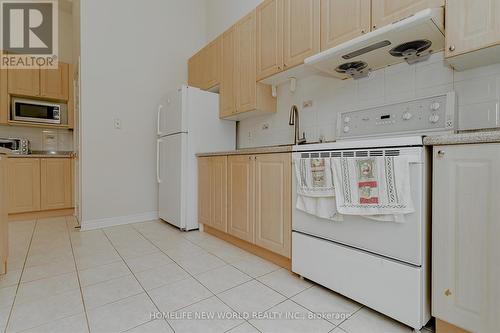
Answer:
[156,85,235,230]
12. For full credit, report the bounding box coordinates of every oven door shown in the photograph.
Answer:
[292,147,427,266]
[12,99,62,124]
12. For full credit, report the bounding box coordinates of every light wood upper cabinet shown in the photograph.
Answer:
[283,0,320,69]
[188,51,204,89]
[188,37,222,91]
[220,26,238,118]
[0,155,7,275]
[227,155,255,243]
[8,158,40,214]
[445,0,500,59]
[432,144,500,333]
[198,157,212,226]
[40,62,69,100]
[203,37,222,90]
[8,69,40,97]
[220,11,276,119]
[0,55,7,125]
[211,156,227,233]
[235,11,257,114]
[8,62,71,101]
[256,0,284,80]
[371,0,444,30]
[40,158,72,211]
[254,153,291,258]
[321,0,371,50]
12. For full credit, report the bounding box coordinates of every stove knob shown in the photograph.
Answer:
[402,112,413,120]
[430,102,441,111]
[429,114,440,123]
[344,116,351,123]
[343,126,350,133]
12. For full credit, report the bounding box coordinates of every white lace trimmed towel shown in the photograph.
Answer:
[331,156,414,217]
[295,158,335,197]
[294,158,342,221]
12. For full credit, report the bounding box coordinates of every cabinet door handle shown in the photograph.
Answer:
[437,150,445,157]
[449,45,456,52]
[444,289,452,296]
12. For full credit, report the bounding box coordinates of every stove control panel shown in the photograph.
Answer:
[337,92,456,139]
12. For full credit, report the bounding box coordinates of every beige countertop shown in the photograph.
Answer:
[8,151,75,158]
[197,145,293,157]
[424,130,500,146]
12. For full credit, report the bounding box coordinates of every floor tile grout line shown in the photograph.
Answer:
[131,224,255,332]
[101,228,176,333]
[131,224,296,333]
[65,216,92,333]
[4,220,37,333]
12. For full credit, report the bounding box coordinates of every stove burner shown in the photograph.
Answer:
[335,61,370,79]
[389,40,432,65]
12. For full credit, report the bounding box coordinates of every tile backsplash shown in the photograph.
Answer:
[0,125,73,151]
[237,52,500,149]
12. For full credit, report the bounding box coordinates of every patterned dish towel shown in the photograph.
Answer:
[294,158,342,221]
[331,156,414,217]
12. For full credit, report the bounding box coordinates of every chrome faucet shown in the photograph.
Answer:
[289,105,307,145]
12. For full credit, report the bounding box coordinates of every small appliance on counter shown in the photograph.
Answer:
[0,137,30,155]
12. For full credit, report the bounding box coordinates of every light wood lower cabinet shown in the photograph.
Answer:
[40,158,73,211]
[8,158,73,214]
[254,153,291,257]
[198,157,212,226]
[8,158,41,214]
[199,153,292,259]
[227,155,255,242]
[198,156,228,233]
[432,144,500,333]
[0,155,8,275]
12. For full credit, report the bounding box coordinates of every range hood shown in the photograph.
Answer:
[305,8,445,80]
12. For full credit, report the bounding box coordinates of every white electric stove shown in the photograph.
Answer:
[292,92,456,330]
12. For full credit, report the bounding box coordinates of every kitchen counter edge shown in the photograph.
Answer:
[8,153,75,158]
[424,130,500,146]
[197,145,293,157]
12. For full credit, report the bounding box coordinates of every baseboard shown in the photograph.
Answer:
[204,225,291,270]
[9,208,75,222]
[81,211,159,231]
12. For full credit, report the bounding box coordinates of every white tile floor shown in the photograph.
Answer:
[0,217,435,333]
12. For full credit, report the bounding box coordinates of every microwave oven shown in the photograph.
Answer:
[11,98,67,125]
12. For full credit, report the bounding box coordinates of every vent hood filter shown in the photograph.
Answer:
[305,8,445,80]
[335,61,370,79]
[389,39,433,64]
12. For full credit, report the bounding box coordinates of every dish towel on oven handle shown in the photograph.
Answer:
[330,156,414,217]
[294,158,342,221]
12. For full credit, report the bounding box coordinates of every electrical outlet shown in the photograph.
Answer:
[114,118,122,129]
[303,100,313,108]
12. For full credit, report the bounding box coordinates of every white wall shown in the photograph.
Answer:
[237,53,500,148]
[59,3,73,64]
[80,0,207,227]
[206,0,262,40]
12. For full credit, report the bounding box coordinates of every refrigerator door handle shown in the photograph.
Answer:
[157,105,163,136]
[156,138,162,184]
